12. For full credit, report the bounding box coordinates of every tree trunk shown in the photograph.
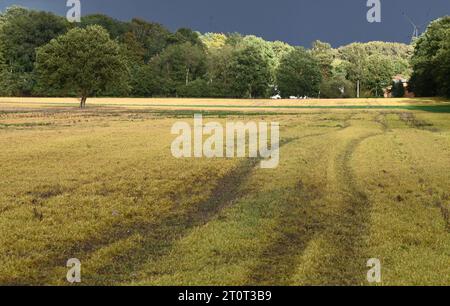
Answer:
[186,67,190,85]
[80,96,87,109]
[357,80,360,98]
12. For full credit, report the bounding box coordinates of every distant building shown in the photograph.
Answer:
[384,75,415,98]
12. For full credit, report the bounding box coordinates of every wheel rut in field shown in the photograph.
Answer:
[246,128,350,285]
[320,134,379,284]
[60,136,301,285]
[316,115,386,285]
[3,116,357,285]
[397,112,438,132]
[28,157,263,285]
[247,114,386,285]
[440,206,450,232]
[246,181,323,285]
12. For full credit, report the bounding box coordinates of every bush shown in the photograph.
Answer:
[320,77,355,98]
[177,79,211,98]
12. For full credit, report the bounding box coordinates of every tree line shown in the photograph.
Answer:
[0,6,449,106]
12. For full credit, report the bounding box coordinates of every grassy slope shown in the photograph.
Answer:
[0,104,449,285]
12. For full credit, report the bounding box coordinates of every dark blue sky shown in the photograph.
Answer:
[1,0,449,47]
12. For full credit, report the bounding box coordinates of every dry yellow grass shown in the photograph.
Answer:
[0,96,448,112]
[0,101,449,285]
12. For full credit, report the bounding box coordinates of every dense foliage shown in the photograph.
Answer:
[0,6,448,99]
[35,25,129,107]
[410,16,450,97]
[277,48,322,98]
[0,6,68,95]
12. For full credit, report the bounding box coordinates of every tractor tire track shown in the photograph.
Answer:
[245,114,363,285]
[248,114,385,285]
[246,180,323,285]
[0,118,353,285]
[82,137,302,285]
[5,121,301,285]
[15,157,261,285]
[314,115,386,285]
[246,128,351,285]
[31,136,299,285]
[320,134,378,284]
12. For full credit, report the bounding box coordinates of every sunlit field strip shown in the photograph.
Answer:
[1,98,449,113]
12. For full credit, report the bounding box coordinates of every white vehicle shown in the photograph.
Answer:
[289,96,299,99]
[270,94,282,100]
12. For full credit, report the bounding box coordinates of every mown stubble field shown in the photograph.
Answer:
[0,98,449,285]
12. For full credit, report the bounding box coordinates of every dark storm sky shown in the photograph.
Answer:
[1,0,449,47]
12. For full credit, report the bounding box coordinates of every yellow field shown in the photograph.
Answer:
[0,97,448,112]
[0,98,449,285]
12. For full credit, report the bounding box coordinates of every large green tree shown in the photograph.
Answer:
[129,18,172,62]
[239,35,277,84]
[134,42,207,97]
[228,45,272,98]
[120,32,146,65]
[362,54,396,97]
[35,25,129,108]
[410,17,450,97]
[435,36,450,97]
[203,34,291,98]
[205,45,234,97]
[276,48,322,98]
[338,41,412,97]
[0,6,68,95]
[311,40,336,79]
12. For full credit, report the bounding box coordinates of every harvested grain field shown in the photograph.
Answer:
[0,98,449,285]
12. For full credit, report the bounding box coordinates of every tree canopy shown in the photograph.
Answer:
[0,6,68,95]
[336,41,413,97]
[362,54,396,97]
[228,45,272,98]
[1,6,448,99]
[276,48,322,98]
[81,14,129,39]
[135,42,207,97]
[35,25,129,107]
[410,16,450,97]
[311,40,336,79]
[200,33,227,50]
